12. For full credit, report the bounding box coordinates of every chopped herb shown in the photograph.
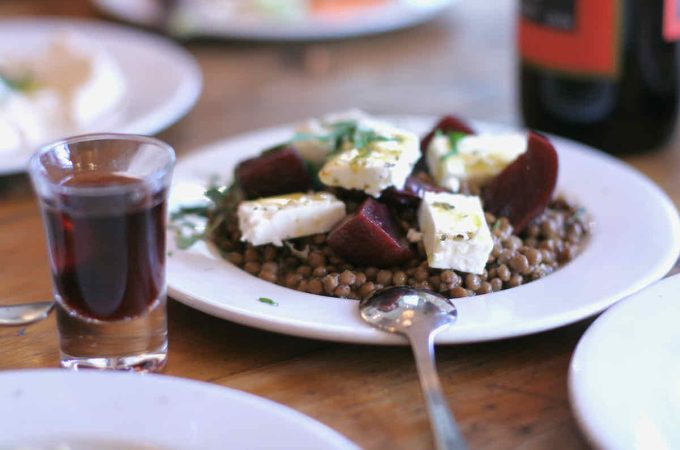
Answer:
[167,251,174,257]
[571,207,586,222]
[258,297,278,306]
[0,72,39,93]
[432,201,456,211]
[435,130,467,161]
[492,219,502,231]
[175,232,203,250]
[205,186,229,205]
[292,120,400,157]
[170,205,209,220]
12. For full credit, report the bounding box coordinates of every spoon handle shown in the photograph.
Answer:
[408,329,467,450]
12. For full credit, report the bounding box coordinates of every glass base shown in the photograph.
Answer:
[60,344,167,372]
[55,297,168,373]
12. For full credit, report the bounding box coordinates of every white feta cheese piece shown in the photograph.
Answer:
[426,133,527,192]
[318,121,420,197]
[418,191,493,274]
[238,192,346,247]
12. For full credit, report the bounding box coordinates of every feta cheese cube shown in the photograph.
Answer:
[418,192,493,274]
[238,192,346,247]
[427,133,527,192]
[318,121,420,197]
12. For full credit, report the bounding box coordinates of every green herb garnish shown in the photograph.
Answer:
[293,120,400,156]
[175,231,204,250]
[435,130,467,161]
[170,205,209,221]
[432,201,456,211]
[570,207,586,222]
[258,297,278,306]
[0,72,39,93]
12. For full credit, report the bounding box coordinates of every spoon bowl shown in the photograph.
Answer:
[360,287,457,334]
[0,301,54,326]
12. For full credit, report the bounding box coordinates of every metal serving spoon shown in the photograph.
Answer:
[360,287,467,450]
[0,301,54,326]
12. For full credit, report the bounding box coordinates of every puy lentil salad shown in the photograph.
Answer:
[176,111,590,301]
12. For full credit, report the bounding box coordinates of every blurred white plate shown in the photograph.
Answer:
[0,370,359,450]
[569,273,680,450]
[166,116,680,345]
[93,0,455,41]
[0,18,202,175]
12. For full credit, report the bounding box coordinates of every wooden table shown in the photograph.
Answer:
[1,1,679,448]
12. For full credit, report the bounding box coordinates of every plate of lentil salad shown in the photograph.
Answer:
[166,114,680,344]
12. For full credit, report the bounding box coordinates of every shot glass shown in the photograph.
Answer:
[29,134,175,372]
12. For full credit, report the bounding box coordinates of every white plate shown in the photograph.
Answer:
[167,116,680,345]
[93,0,454,41]
[0,369,359,450]
[0,18,202,175]
[569,273,680,450]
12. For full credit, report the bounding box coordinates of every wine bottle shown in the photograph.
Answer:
[518,0,679,154]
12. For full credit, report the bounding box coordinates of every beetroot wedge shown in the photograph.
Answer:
[327,198,413,268]
[420,115,476,153]
[235,145,312,199]
[483,132,558,233]
[381,174,445,208]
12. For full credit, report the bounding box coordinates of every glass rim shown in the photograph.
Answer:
[29,133,176,197]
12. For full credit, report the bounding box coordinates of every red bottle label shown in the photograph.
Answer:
[519,0,621,77]
[664,0,680,41]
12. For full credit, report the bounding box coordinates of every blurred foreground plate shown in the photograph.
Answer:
[0,18,202,175]
[93,0,455,41]
[570,273,680,450]
[0,370,359,450]
[166,116,680,345]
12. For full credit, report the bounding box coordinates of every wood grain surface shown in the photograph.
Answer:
[1,1,679,449]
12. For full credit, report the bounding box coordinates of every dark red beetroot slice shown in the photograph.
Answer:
[381,174,446,207]
[235,145,312,199]
[483,132,558,233]
[420,115,476,153]
[327,198,413,268]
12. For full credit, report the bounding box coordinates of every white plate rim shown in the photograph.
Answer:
[93,0,456,41]
[0,17,203,175]
[166,115,680,345]
[568,273,680,450]
[0,369,359,450]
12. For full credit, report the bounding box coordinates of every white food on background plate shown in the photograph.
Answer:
[0,32,126,154]
[418,191,494,274]
[317,115,420,197]
[426,132,527,192]
[238,192,346,247]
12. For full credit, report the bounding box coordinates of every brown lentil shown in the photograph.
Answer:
[322,274,339,293]
[393,271,407,285]
[312,266,327,277]
[339,270,356,286]
[334,285,350,297]
[477,281,492,295]
[307,279,323,295]
[244,261,260,275]
[308,251,325,268]
[508,274,523,288]
[510,254,530,274]
[450,287,468,298]
[376,270,393,285]
[465,274,482,291]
